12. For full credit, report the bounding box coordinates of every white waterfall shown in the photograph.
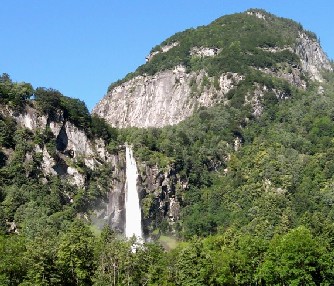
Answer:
[125,146,143,240]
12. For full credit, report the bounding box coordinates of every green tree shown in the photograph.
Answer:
[56,220,95,286]
[94,228,134,286]
[133,242,169,286]
[34,88,61,119]
[21,234,60,286]
[0,235,27,285]
[173,240,215,286]
[258,226,333,285]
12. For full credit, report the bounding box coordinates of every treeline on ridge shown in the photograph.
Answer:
[0,73,117,143]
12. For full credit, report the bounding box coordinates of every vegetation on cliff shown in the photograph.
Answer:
[108,9,312,92]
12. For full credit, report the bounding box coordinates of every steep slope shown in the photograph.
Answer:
[93,9,332,128]
[0,81,114,229]
[0,77,182,237]
[2,10,333,240]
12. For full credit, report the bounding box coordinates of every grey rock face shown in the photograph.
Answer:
[137,162,186,235]
[247,11,266,20]
[190,47,221,57]
[2,105,109,187]
[94,32,332,129]
[1,104,182,236]
[93,148,186,236]
[145,42,179,62]
[93,67,243,128]
[93,151,127,233]
[258,34,332,86]
[256,65,307,89]
[295,32,332,81]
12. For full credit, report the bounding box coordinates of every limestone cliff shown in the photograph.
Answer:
[138,162,186,235]
[295,32,332,81]
[93,68,243,128]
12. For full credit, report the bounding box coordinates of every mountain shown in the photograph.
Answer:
[93,9,332,128]
[89,9,334,241]
[1,9,334,285]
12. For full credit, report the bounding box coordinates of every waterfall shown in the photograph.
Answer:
[125,146,143,240]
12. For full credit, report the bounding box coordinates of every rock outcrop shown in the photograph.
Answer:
[94,33,332,129]
[259,33,333,83]
[256,64,307,89]
[146,42,179,62]
[138,163,186,235]
[295,32,332,81]
[6,106,108,187]
[247,10,266,20]
[93,67,243,128]
[93,151,127,232]
[190,47,221,58]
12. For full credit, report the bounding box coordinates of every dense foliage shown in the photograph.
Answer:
[1,223,334,285]
[101,71,334,285]
[0,73,34,111]
[0,74,120,285]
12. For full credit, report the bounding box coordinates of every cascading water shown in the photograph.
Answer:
[125,145,143,241]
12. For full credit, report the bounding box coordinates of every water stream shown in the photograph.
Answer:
[125,146,143,240]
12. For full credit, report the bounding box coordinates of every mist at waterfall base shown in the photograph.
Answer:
[125,146,143,242]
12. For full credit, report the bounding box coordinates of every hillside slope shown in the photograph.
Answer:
[93,9,332,128]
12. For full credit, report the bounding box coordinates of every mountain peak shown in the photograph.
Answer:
[93,10,332,128]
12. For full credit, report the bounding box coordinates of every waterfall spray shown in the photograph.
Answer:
[125,145,143,241]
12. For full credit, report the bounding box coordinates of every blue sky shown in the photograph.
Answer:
[1,0,333,111]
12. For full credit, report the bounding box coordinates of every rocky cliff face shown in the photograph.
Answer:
[93,34,332,129]
[4,105,108,187]
[1,104,182,236]
[92,147,185,236]
[295,32,332,81]
[146,42,179,62]
[93,67,243,128]
[138,162,186,235]
[93,150,127,233]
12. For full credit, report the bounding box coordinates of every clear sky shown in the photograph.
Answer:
[1,0,333,111]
